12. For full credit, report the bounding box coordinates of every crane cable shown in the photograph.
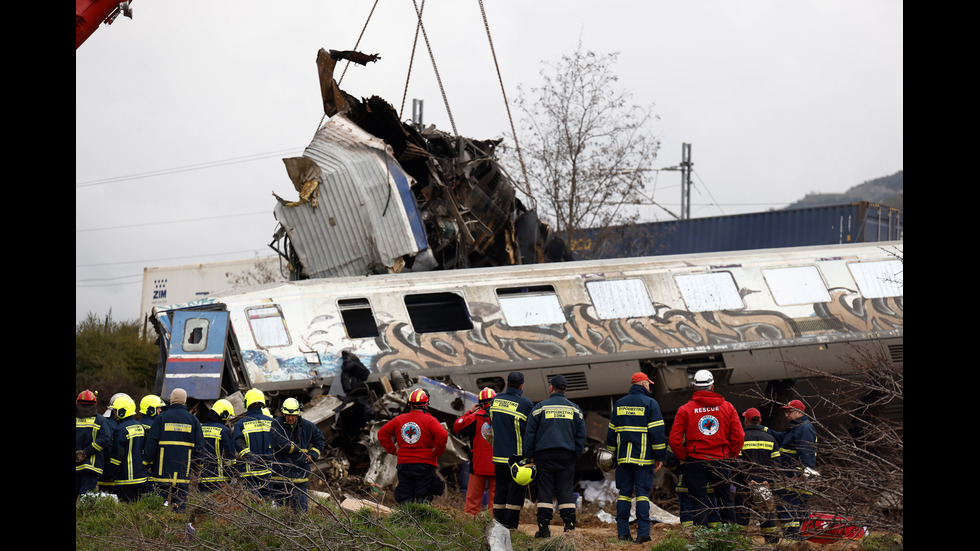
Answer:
[477,0,533,209]
[408,0,457,137]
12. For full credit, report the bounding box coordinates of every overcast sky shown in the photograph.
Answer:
[75,0,903,324]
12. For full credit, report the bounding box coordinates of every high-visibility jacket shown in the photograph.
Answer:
[271,416,326,482]
[233,406,274,478]
[524,392,586,458]
[76,414,112,476]
[606,384,667,466]
[734,424,780,484]
[488,387,533,464]
[772,415,817,475]
[200,420,237,484]
[143,404,205,484]
[108,417,148,486]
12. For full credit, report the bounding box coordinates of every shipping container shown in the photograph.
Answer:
[569,202,903,260]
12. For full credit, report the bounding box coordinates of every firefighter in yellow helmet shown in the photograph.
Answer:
[233,388,274,498]
[106,395,147,503]
[270,397,326,512]
[76,389,112,499]
[199,399,237,493]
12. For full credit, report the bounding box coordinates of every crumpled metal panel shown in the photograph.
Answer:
[274,115,428,278]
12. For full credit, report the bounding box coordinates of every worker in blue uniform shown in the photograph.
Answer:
[76,389,112,500]
[524,374,587,538]
[770,399,818,539]
[106,395,148,503]
[199,399,238,493]
[733,407,780,544]
[270,397,326,512]
[234,388,275,499]
[143,388,205,512]
[605,372,666,543]
[489,372,534,530]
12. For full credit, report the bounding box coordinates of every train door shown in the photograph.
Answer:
[161,310,229,400]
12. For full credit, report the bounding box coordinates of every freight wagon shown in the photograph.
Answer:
[149,241,903,426]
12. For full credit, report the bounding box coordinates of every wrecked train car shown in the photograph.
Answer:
[149,240,903,428]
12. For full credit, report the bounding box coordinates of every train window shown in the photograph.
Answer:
[849,260,903,298]
[181,318,210,353]
[405,292,474,333]
[585,279,656,319]
[676,272,744,312]
[763,266,831,305]
[245,304,291,347]
[338,298,380,338]
[496,285,566,326]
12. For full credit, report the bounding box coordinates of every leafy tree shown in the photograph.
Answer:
[75,311,158,406]
[507,40,661,256]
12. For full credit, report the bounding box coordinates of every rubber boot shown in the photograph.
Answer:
[534,522,550,538]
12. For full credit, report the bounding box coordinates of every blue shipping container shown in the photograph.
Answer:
[569,202,903,260]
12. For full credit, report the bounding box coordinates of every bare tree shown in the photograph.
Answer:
[507,39,661,248]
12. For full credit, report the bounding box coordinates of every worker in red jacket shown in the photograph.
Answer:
[668,370,744,527]
[378,389,448,504]
[453,387,497,515]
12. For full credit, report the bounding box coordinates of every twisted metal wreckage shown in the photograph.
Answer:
[258,48,571,492]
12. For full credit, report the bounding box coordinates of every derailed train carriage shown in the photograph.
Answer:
[149,240,903,436]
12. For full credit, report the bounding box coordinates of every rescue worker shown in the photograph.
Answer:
[663,446,695,528]
[233,388,275,499]
[198,399,237,493]
[143,388,205,512]
[76,389,112,500]
[270,397,326,512]
[377,389,448,505]
[524,374,586,538]
[452,387,497,516]
[139,394,166,433]
[488,371,534,530]
[770,399,818,540]
[668,369,744,527]
[605,372,667,543]
[733,407,780,544]
[98,392,131,495]
[106,395,148,503]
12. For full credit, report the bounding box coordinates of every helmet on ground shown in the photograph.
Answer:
[140,395,166,417]
[595,448,616,473]
[211,399,235,421]
[478,387,496,405]
[509,455,537,486]
[245,388,266,409]
[112,395,137,420]
[76,389,98,404]
[693,369,714,388]
[281,397,301,416]
[409,388,429,407]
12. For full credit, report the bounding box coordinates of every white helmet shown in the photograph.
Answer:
[693,370,714,388]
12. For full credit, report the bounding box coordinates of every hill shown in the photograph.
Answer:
[784,170,903,210]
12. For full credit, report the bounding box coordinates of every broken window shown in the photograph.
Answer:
[339,298,380,338]
[585,279,656,319]
[763,266,831,305]
[405,292,473,334]
[246,304,291,347]
[182,318,210,353]
[849,260,903,298]
[676,272,744,312]
[496,285,566,326]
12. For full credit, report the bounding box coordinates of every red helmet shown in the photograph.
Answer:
[478,387,496,404]
[76,390,98,404]
[408,388,429,406]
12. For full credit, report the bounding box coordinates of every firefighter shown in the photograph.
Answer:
[488,372,534,530]
[733,407,780,544]
[523,375,586,538]
[770,399,818,539]
[667,369,744,527]
[377,389,448,504]
[143,388,205,512]
[106,395,148,503]
[97,392,132,495]
[270,397,326,512]
[233,388,275,499]
[452,387,497,516]
[76,389,112,500]
[139,394,166,433]
[605,372,667,543]
[198,399,237,493]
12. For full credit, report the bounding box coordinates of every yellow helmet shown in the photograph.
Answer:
[281,397,301,416]
[212,399,235,421]
[245,388,266,409]
[112,395,137,420]
[140,394,166,417]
